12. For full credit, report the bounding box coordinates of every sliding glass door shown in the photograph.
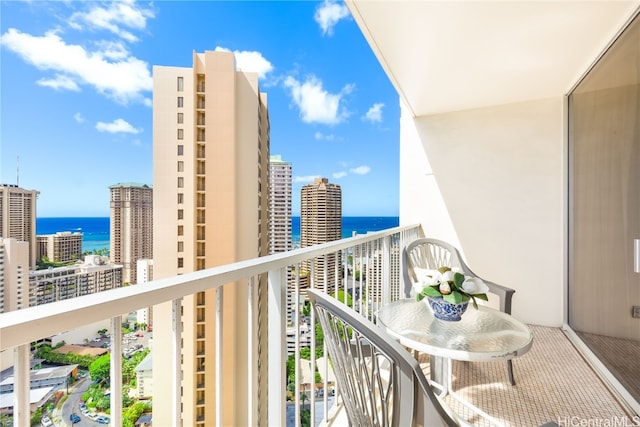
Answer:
[568,12,640,406]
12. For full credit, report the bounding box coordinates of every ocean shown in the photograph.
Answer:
[36,216,400,252]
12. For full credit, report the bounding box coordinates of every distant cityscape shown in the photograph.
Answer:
[0,49,400,426]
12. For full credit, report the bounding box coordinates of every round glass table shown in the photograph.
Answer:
[377,298,533,362]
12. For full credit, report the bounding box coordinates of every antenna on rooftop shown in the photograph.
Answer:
[17,155,19,187]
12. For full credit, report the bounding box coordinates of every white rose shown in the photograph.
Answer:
[441,270,455,283]
[438,281,452,295]
[461,277,489,295]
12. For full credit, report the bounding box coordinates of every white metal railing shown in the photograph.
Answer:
[0,224,421,426]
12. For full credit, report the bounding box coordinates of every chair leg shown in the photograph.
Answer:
[507,359,515,385]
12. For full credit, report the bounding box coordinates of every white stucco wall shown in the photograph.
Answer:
[400,97,565,326]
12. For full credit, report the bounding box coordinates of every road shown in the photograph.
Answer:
[58,377,104,427]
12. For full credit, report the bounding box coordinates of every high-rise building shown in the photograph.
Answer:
[300,177,342,292]
[135,258,153,327]
[37,231,83,263]
[268,155,292,254]
[0,184,39,269]
[0,238,30,313]
[109,183,153,285]
[28,255,123,306]
[152,50,270,426]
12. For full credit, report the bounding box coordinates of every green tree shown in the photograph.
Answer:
[89,354,111,382]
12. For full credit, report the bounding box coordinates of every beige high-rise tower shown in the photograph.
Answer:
[152,50,269,426]
[268,155,292,254]
[301,178,342,292]
[109,183,153,285]
[0,184,39,269]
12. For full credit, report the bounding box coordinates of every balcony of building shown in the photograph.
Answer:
[1,225,637,426]
[2,1,640,425]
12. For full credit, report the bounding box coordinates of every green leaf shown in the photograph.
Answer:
[473,293,489,301]
[443,291,468,305]
[422,286,443,297]
[453,272,465,288]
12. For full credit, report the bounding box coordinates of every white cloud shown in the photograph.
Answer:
[333,171,347,179]
[284,75,353,125]
[314,132,336,141]
[0,28,152,104]
[96,118,140,134]
[350,165,371,175]
[37,74,80,91]
[315,0,350,36]
[73,112,85,123]
[363,102,384,123]
[214,47,274,80]
[294,175,321,183]
[69,0,154,43]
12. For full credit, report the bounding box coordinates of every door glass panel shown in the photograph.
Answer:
[569,13,640,404]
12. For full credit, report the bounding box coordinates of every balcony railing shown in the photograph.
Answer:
[0,225,420,426]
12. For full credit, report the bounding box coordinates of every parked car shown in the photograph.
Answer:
[40,416,53,427]
[70,413,81,423]
[96,415,110,424]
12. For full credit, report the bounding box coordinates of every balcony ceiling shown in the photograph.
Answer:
[346,1,640,117]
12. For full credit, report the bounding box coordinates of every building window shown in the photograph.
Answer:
[178,177,184,188]
[178,226,184,236]
[178,241,184,252]
[178,193,184,204]
[178,161,184,172]
[178,258,184,268]
[178,97,184,108]
[178,113,183,124]
[177,77,184,92]
[178,145,184,156]
[178,129,184,140]
[178,209,184,220]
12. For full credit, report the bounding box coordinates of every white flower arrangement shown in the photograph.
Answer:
[413,266,489,309]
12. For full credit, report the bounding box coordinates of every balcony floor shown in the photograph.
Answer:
[419,325,635,426]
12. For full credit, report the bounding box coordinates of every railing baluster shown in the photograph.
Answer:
[13,344,29,427]
[172,298,182,427]
[247,276,255,427]
[110,315,123,427]
[215,288,223,426]
[268,267,287,427]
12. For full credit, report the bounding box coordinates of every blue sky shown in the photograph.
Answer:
[0,0,399,217]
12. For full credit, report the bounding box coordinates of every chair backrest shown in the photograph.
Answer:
[403,238,515,314]
[307,289,458,427]
[403,238,466,298]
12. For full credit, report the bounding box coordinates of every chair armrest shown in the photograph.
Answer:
[484,279,515,315]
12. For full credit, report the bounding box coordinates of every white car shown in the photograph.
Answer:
[41,416,53,427]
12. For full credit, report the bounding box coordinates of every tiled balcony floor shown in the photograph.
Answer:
[419,326,635,426]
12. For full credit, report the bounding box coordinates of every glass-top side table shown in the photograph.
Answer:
[377,298,533,362]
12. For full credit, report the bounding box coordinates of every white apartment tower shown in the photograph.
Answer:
[135,258,153,326]
[0,184,39,269]
[152,50,270,426]
[109,183,153,285]
[300,178,342,292]
[0,238,30,313]
[268,155,292,254]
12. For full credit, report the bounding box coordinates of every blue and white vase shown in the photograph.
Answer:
[426,296,469,321]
